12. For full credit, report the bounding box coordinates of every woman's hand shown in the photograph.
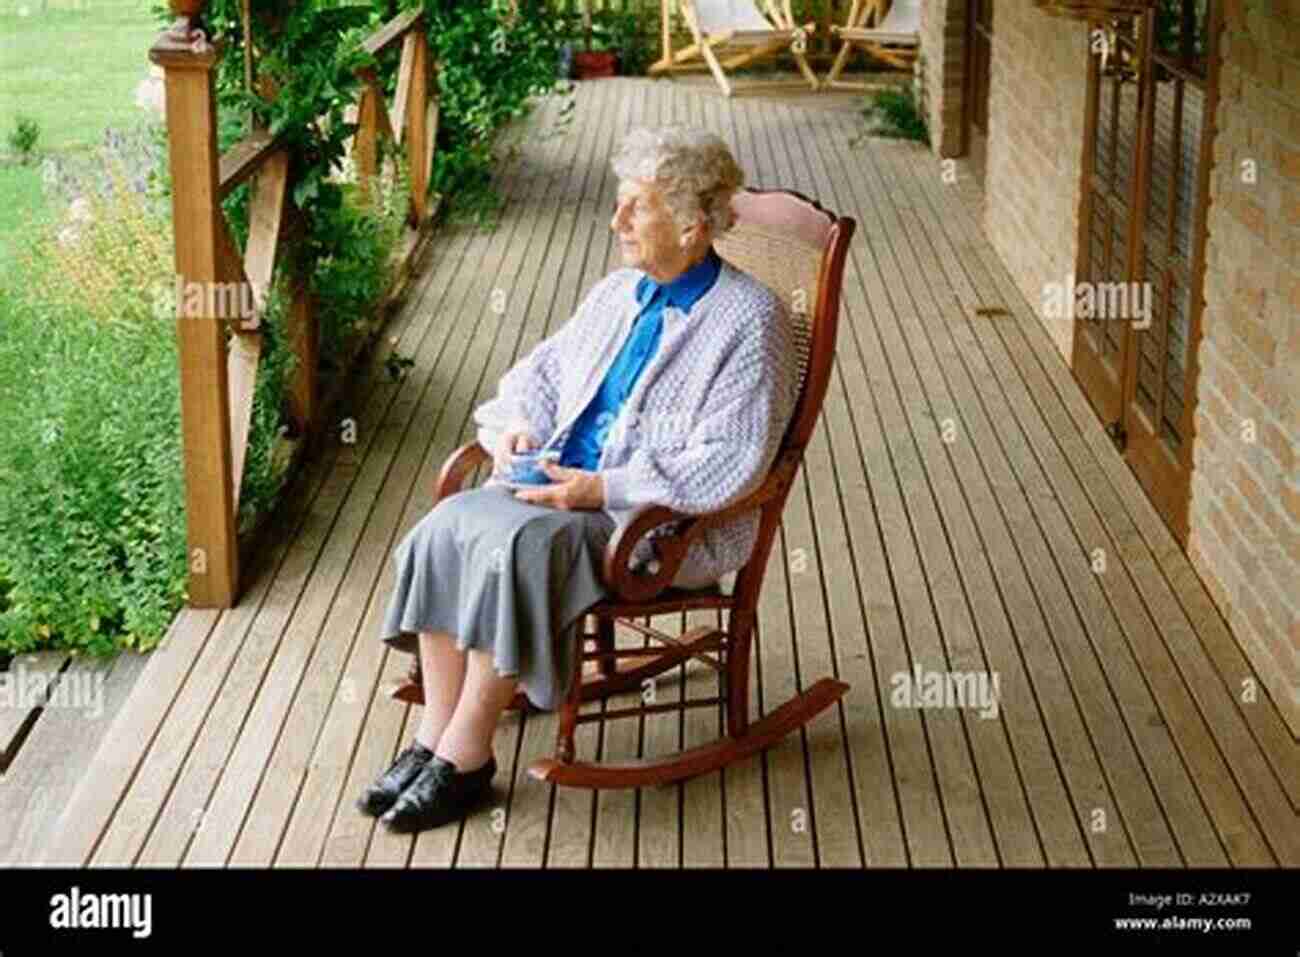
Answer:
[512,463,605,510]
[493,430,538,477]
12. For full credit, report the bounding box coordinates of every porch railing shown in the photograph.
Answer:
[152,4,439,607]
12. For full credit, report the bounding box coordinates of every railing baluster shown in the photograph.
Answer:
[354,68,398,208]
[353,77,380,199]
[286,262,319,438]
[408,29,430,225]
[393,32,417,148]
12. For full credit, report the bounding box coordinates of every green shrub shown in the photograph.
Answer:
[0,160,185,654]
[7,114,41,164]
[0,0,572,657]
[861,85,930,145]
[0,133,297,655]
[416,0,574,224]
[315,144,412,373]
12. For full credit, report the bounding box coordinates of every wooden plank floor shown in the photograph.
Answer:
[21,77,1297,869]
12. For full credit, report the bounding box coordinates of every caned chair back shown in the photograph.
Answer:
[712,187,855,454]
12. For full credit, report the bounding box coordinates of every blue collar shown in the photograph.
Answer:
[635,247,722,314]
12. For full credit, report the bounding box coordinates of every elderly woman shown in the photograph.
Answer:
[359,125,799,833]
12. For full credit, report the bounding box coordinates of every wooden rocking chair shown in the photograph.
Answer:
[387,187,855,789]
[648,0,820,98]
[825,0,921,89]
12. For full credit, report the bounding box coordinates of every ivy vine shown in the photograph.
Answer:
[154,0,573,347]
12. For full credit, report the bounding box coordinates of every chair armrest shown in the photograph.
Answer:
[601,449,802,602]
[434,440,492,505]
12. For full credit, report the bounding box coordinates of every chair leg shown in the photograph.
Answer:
[725,609,755,738]
[594,616,617,678]
[384,654,425,706]
[555,627,585,764]
[793,49,820,90]
[700,39,733,97]
[721,36,787,70]
[826,39,854,87]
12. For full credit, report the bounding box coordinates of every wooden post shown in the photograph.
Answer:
[661,0,673,69]
[353,70,395,207]
[286,264,318,437]
[150,27,241,607]
[282,194,318,439]
[354,79,380,193]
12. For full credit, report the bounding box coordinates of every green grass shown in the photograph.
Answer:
[0,163,46,269]
[0,2,160,268]
[0,4,160,153]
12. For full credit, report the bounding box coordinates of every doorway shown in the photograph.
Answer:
[1071,0,1222,545]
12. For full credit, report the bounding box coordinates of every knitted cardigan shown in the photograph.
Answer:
[473,258,800,589]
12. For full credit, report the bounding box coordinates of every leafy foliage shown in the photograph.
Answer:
[1,0,571,656]
[410,0,575,223]
[861,85,930,145]
[0,150,187,654]
[556,7,654,76]
[6,114,41,164]
[1153,0,1206,60]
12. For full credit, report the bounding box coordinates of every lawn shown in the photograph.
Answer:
[0,1,159,267]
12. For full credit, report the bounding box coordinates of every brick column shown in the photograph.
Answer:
[918,0,969,158]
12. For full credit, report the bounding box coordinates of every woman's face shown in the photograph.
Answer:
[610,177,695,282]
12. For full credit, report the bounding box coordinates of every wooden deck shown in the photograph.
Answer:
[15,76,1297,869]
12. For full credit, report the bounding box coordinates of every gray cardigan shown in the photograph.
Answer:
[473,260,799,588]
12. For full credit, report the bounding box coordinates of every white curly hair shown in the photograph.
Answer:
[610,125,745,246]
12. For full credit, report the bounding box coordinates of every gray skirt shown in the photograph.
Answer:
[380,484,617,711]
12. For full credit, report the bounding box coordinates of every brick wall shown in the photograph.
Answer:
[920,3,1090,357]
[916,3,1297,732]
[1186,0,1299,734]
[982,6,1089,359]
[919,0,968,159]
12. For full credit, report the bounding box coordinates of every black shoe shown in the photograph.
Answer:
[356,741,435,817]
[380,755,497,834]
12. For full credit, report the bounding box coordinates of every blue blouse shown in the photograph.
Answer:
[558,248,723,471]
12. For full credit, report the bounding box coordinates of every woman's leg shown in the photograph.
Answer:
[415,631,466,752]
[433,648,519,772]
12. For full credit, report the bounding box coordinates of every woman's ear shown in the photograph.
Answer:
[678,218,706,251]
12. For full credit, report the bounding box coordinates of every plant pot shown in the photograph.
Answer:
[574,50,618,80]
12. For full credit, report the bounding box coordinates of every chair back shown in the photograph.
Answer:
[711,187,854,607]
[712,187,855,457]
[688,0,775,34]
[879,0,921,32]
